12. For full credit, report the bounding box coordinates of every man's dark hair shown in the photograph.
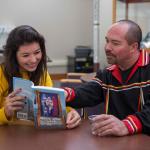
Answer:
[2,25,47,92]
[118,20,142,49]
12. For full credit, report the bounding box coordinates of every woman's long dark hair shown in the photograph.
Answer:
[2,25,47,92]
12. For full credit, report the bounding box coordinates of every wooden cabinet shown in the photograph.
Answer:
[117,0,150,19]
[115,0,150,48]
[118,0,150,3]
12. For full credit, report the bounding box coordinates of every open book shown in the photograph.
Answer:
[13,77,66,129]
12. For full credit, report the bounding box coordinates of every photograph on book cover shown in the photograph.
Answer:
[40,92,59,117]
[35,90,66,128]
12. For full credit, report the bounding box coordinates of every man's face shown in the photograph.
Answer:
[104,23,133,65]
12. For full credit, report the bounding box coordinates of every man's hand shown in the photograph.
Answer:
[91,114,129,137]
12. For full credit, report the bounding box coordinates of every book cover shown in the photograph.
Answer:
[13,77,35,120]
[13,77,67,128]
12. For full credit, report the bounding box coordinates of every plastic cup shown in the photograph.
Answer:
[88,115,98,123]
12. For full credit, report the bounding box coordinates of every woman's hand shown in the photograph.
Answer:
[66,108,81,129]
[4,88,26,120]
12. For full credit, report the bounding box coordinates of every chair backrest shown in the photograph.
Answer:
[59,79,82,88]
[67,72,87,79]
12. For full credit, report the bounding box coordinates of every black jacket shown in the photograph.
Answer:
[67,50,150,134]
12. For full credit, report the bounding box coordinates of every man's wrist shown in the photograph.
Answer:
[63,87,75,102]
[123,115,142,135]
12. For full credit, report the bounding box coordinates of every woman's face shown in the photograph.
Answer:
[16,42,42,72]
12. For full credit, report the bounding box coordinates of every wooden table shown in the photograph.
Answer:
[0,120,150,150]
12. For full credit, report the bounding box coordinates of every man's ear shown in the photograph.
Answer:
[130,42,138,52]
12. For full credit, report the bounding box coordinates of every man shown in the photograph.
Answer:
[64,20,150,136]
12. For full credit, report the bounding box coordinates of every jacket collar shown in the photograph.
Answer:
[106,49,150,84]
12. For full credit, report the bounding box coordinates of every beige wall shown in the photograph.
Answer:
[0,0,93,73]
[0,0,149,73]
[99,0,114,68]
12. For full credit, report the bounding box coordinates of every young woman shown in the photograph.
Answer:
[0,25,81,128]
